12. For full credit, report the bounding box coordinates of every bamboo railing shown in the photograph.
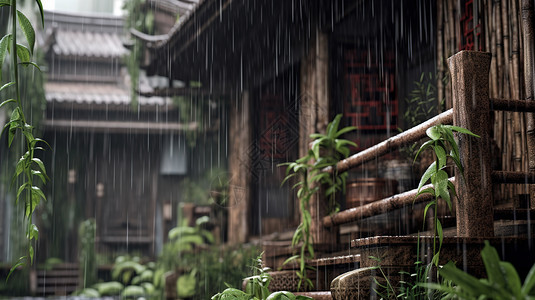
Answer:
[314,50,535,244]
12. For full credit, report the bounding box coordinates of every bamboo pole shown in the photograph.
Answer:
[522,0,535,208]
[437,0,445,112]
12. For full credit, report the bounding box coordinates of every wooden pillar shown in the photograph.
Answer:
[227,90,251,244]
[522,0,535,208]
[300,29,338,246]
[448,51,494,237]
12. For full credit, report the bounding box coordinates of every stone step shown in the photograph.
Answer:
[268,254,361,292]
[33,263,79,296]
[294,291,332,300]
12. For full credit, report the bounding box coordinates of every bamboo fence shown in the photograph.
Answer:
[436,0,534,204]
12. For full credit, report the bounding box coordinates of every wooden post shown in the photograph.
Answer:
[300,29,337,246]
[448,51,494,237]
[227,90,251,244]
[522,0,535,208]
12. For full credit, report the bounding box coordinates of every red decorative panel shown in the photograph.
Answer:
[459,0,483,51]
[343,49,397,131]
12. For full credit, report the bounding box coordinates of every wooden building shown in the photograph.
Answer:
[142,0,437,244]
[38,10,225,261]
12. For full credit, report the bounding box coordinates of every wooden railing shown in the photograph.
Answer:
[312,50,535,245]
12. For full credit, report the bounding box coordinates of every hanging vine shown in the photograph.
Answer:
[0,0,47,279]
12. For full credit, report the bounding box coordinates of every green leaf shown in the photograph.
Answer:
[31,186,46,201]
[334,126,358,138]
[17,10,35,54]
[522,262,535,295]
[436,219,443,249]
[481,241,507,288]
[500,261,522,297]
[414,139,434,162]
[0,81,14,93]
[28,224,39,240]
[0,99,16,109]
[19,61,41,70]
[6,257,26,282]
[422,201,435,224]
[16,44,30,63]
[426,126,441,141]
[446,125,480,138]
[418,161,436,192]
[0,0,11,7]
[32,158,47,174]
[327,114,343,138]
[35,0,45,28]
[416,187,435,198]
[16,182,28,203]
[0,34,11,82]
[439,261,489,295]
[29,245,34,264]
[435,145,447,168]
[31,170,46,184]
[435,170,450,204]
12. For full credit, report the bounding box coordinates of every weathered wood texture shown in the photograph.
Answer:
[448,50,494,237]
[299,30,336,246]
[227,91,252,243]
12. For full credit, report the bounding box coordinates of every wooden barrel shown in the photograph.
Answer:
[345,178,398,208]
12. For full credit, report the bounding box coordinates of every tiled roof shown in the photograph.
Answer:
[45,82,170,106]
[51,29,127,59]
[44,10,128,59]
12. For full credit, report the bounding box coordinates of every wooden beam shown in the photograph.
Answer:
[43,119,197,134]
[448,50,494,237]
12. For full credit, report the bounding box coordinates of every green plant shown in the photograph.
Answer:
[0,0,47,280]
[423,241,535,299]
[211,253,313,300]
[415,124,479,265]
[280,114,356,290]
[79,219,97,288]
[123,0,154,109]
[400,73,439,159]
[371,235,442,300]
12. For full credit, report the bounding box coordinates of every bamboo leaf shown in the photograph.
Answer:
[16,44,30,63]
[0,0,11,7]
[418,161,436,192]
[435,170,449,203]
[446,125,480,138]
[16,182,28,203]
[435,145,447,169]
[0,99,16,109]
[334,126,357,138]
[31,186,46,201]
[436,219,443,248]
[17,10,35,54]
[0,34,11,82]
[6,257,26,282]
[422,201,435,224]
[414,140,434,162]
[31,170,46,184]
[19,61,41,70]
[0,81,14,93]
[32,158,47,174]
[34,0,45,27]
